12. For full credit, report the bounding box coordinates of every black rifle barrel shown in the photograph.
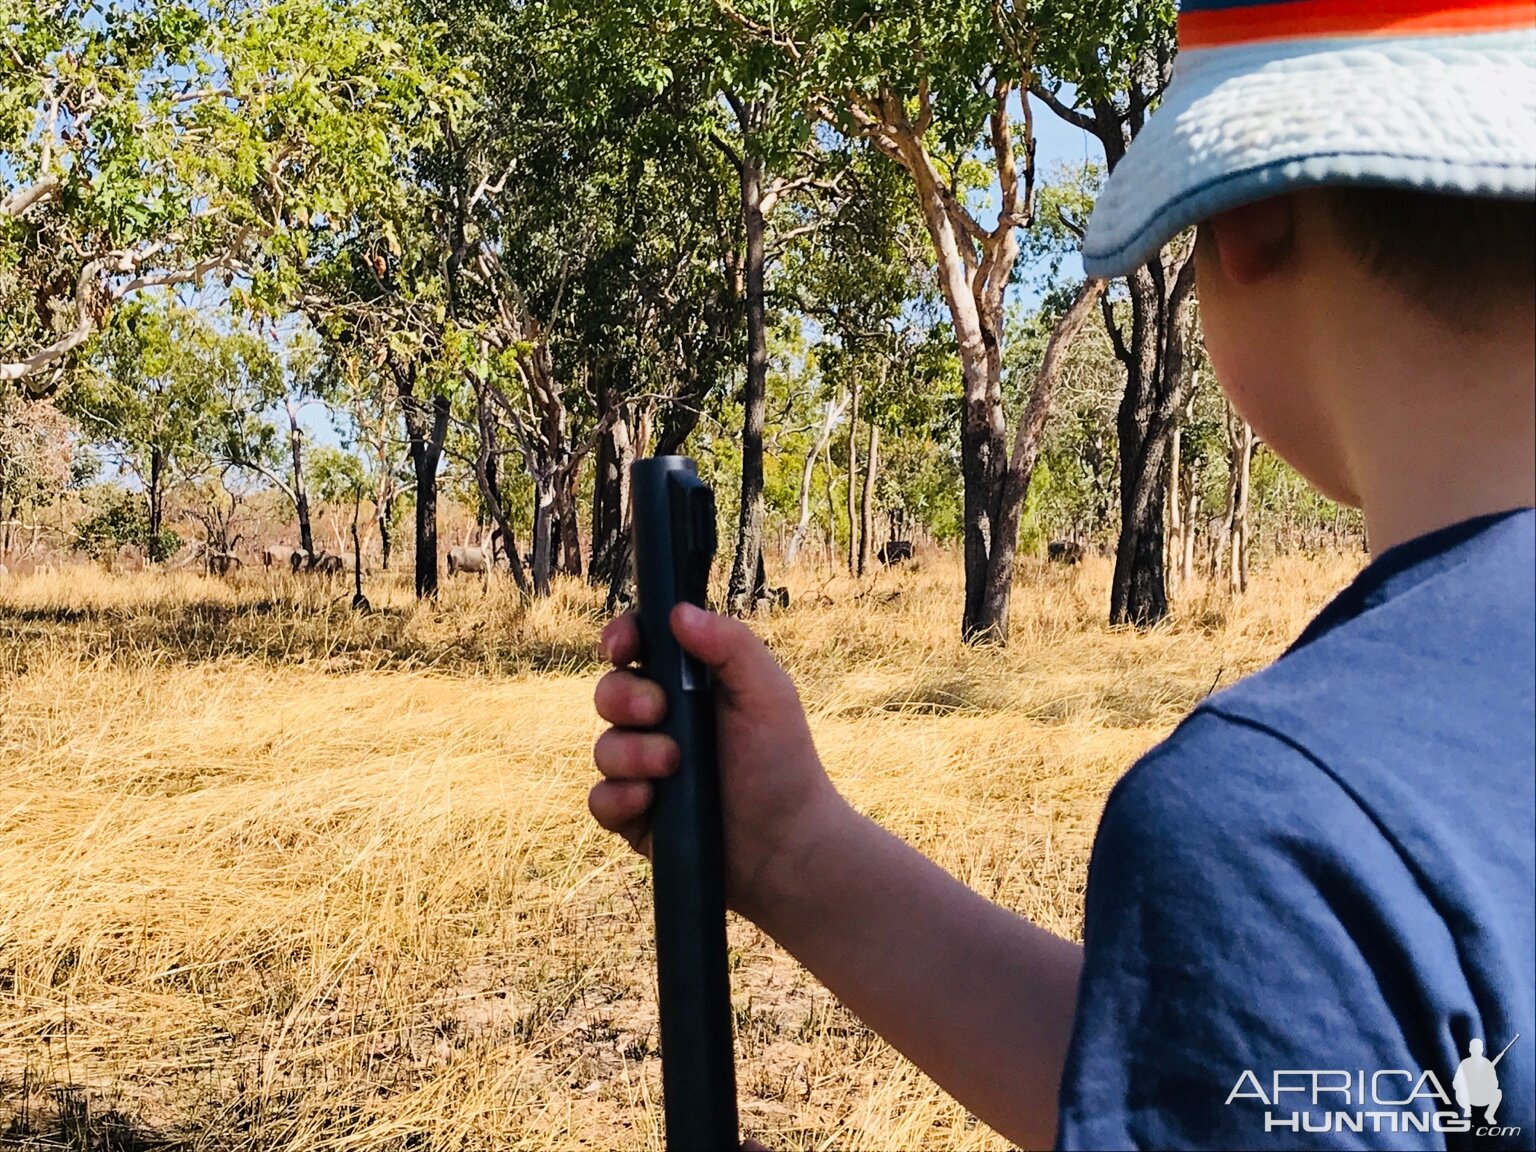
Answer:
[630,456,739,1150]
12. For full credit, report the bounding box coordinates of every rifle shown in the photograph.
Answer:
[1491,1033,1520,1067]
[630,456,739,1150]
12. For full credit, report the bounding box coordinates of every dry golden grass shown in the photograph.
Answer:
[0,549,1364,1151]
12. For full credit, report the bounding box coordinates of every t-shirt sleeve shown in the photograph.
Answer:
[1055,710,1460,1151]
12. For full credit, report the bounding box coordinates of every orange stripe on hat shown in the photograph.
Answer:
[1180,0,1536,49]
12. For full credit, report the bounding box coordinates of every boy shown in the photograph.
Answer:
[589,2,1536,1146]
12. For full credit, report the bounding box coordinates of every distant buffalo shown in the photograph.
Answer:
[754,586,791,613]
[264,545,303,570]
[1047,540,1086,565]
[309,552,344,575]
[207,552,242,577]
[877,540,914,566]
[447,545,490,577]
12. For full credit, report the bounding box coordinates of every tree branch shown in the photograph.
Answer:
[1028,83,1096,135]
[712,0,802,60]
[0,174,62,219]
[1099,286,1132,368]
[1,246,243,387]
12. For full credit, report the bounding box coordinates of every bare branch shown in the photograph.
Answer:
[1,246,242,387]
[712,0,802,60]
[1028,83,1096,135]
[1100,286,1132,367]
[113,249,243,299]
[0,173,61,219]
[709,130,744,175]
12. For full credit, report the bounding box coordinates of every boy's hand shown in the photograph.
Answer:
[589,603,844,920]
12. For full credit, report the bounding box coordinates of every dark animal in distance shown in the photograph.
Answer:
[263,545,303,570]
[877,540,915,566]
[447,545,490,577]
[754,586,791,613]
[1047,540,1086,565]
[282,548,343,575]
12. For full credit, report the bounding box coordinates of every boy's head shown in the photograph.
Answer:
[1193,188,1534,504]
[1083,0,1536,518]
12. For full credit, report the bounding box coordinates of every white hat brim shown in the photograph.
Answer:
[1083,29,1536,278]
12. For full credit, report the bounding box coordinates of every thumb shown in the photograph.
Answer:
[671,602,788,701]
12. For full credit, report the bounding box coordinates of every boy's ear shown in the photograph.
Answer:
[1207,197,1295,285]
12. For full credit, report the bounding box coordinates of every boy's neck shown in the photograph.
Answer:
[1321,294,1535,555]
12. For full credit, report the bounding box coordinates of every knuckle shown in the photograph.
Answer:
[592,729,622,769]
[631,682,663,719]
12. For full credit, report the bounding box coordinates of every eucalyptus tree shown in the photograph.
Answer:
[1023,0,1194,625]
[776,144,935,573]
[1,0,240,391]
[532,0,862,613]
[713,100,846,614]
[411,0,611,595]
[213,327,325,558]
[0,0,464,397]
[573,142,744,590]
[66,303,236,561]
[659,0,1105,640]
[268,0,474,598]
[409,0,752,600]
[324,357,407,570]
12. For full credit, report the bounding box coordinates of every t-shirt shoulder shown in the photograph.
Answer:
[1058,711,1473,1150]
[1057,510,1536,1150]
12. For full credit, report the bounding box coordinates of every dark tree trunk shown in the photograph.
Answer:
[1107,256,1198,627]
[973,279,1105,639]
[590,387,634,586]
[285,401,314,558]
[474,377,530,594]
[858,420,879,577]
[605,531,635,615]
[350,498,368,609]
[530,477,554,597]
[148,445,166,562]
[406,394,451,599]
[654,368,707,457]
[591,386,619,583]
[957,387,1007,640]
[558,465,582,578]
[726,134,770,615]
[1029,88,1196,628]
[377,498,393,571]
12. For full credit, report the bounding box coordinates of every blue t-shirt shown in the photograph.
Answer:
[1057,509,1536,1151]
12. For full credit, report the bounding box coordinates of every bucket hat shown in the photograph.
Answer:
[1082,1,1536,278]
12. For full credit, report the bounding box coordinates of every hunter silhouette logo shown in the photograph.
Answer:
[1454,1035,1518,1126]
[1224,1034,1524,1138]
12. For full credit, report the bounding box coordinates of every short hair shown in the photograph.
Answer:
[1322,187,1536,329]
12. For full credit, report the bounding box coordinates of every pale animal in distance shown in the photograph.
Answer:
[447,545,490,577]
